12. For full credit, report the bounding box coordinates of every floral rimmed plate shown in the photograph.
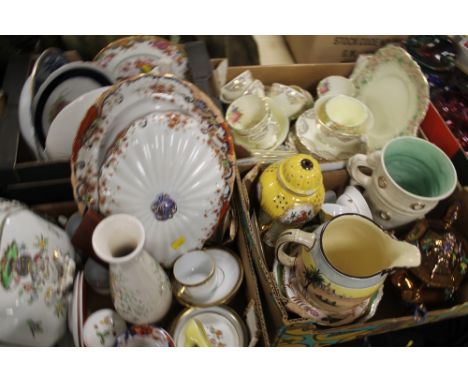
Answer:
[171,305,248,347]
[272,260,383,327]
[71,74,235,219]
[352,45,430,150]
[115,325,175,347]
[94,36,188,81]
[99,112,232,267]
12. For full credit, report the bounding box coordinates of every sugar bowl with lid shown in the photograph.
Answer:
[258,154,325,227]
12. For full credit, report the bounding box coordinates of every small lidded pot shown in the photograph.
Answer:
[258,154,325,226]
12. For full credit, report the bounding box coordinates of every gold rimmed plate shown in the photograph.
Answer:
[171,305,248,347]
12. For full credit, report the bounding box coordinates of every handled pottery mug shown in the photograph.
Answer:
[275,214,421,300]
[347,136,458,229]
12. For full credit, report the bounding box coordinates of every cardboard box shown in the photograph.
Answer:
[236,163,468,346]
[284,36,408,64]
[27,165,270,347]
[226,63,468,346]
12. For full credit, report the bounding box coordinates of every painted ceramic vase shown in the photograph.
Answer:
[392,202,468,305]
[258,154,325,226]
[0,199,76,346]
[92,214,172,324]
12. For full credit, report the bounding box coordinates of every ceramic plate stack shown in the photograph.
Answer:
[71,73,236,268]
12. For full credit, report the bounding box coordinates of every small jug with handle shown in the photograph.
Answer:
[276,214,422,300]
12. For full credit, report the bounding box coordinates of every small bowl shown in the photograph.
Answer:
[336,186,373,219]
[83,309,127,347]
[320,203,354,222]
[115,325,175,347]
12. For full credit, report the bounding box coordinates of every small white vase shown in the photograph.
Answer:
[92,214,172,324]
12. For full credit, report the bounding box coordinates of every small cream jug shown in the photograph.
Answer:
[276,214,421,299]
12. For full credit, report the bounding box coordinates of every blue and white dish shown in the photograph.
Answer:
[32,62,113,148]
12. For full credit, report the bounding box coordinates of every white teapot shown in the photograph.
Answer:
[0,199,76,346]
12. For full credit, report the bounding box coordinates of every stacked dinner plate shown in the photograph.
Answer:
[18,36,189,161]
[71,73,236,268]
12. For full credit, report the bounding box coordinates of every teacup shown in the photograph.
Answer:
[316,75,356,98]
[226,94,270,136]
[243,79,265,98]
[268,83,309,119]
[315,94,371,136]
[173,250,218,301]
[347,136,458,229]
[220,70,254,103]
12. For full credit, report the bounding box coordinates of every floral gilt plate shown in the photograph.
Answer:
[171,305,248,347]
[94,36,188,81]
[71,74,234,217]
[99,112,231,267]
[352,45,430,150]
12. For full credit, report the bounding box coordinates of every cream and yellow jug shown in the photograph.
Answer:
[276,214,421,300]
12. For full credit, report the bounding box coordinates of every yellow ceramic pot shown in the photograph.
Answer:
[258,154,325,226]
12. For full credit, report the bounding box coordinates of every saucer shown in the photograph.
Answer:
[173,248,243,307]
[234,97,289,152]
[272,260,383,327]
[171,305,248,347]
[295,108,368,161]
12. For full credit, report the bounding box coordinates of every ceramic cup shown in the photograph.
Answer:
[226,94,270,137]
[315,94,370,136]
[220,70,254,103]
[347,136,458,229]
[243,79,265,98]
[173,250,218,301]
[316,75,356,98]
[83,309,127,347]
[267,82,309,119]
